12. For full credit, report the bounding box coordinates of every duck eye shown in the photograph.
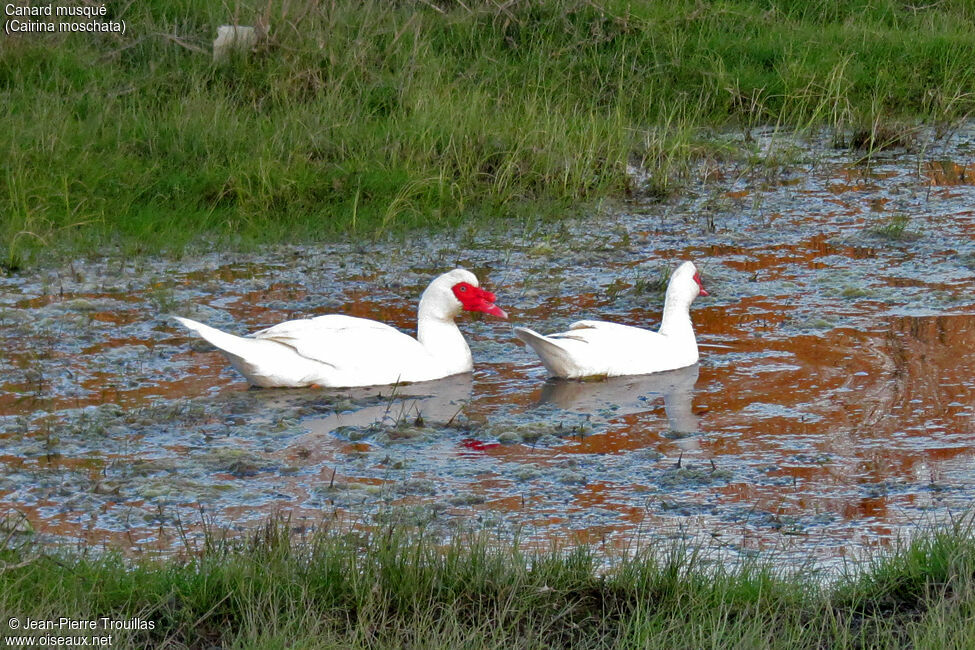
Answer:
[459,286,467,292]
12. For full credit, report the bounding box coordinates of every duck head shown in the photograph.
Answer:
[668,261,709,307]
[421,268,508,320]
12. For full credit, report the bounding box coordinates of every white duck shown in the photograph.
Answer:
[174,268,507,388]
[514,261,708,379]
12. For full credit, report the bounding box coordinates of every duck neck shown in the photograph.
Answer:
[658,296,695,341]
[416,300,473,375]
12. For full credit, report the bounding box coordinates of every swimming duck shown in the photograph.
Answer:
[514,261,707,379]
[175,268,507,388]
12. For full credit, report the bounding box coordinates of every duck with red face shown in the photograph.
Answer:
[174,268,507,388]
[452,282,508,318]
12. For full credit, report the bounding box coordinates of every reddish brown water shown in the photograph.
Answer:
[2,128,975,568]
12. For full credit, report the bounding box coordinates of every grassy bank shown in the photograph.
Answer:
[1,517,974,648]
[3,0,975,267]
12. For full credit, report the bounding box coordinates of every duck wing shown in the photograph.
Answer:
[252,314,430,371]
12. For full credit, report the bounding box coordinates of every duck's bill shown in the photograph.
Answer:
[465,287,508,319]
[480,303,508,319]
[693,271,709,296]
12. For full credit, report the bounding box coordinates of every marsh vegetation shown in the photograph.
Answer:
[3,516,975,648]
[3,0,975,267]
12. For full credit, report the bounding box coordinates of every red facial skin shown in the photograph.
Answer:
[693,272,709,297]
[452,282,508,319]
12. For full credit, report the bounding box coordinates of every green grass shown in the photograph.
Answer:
[3,0,975,268]
[2,515,975,648]
[869,214,922,240]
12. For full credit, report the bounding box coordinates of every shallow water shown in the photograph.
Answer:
[2,127,975,570]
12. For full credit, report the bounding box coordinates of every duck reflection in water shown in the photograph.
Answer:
[300,373,475,435]
[536,364,701,438]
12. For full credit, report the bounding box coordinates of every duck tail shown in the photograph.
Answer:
[172,316,269,367]
[514,327,576,378]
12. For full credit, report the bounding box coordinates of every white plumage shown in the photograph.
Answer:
[175,268,506,388]
[515,261,708,379]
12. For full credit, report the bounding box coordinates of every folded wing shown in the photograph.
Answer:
[252,314,431,373]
